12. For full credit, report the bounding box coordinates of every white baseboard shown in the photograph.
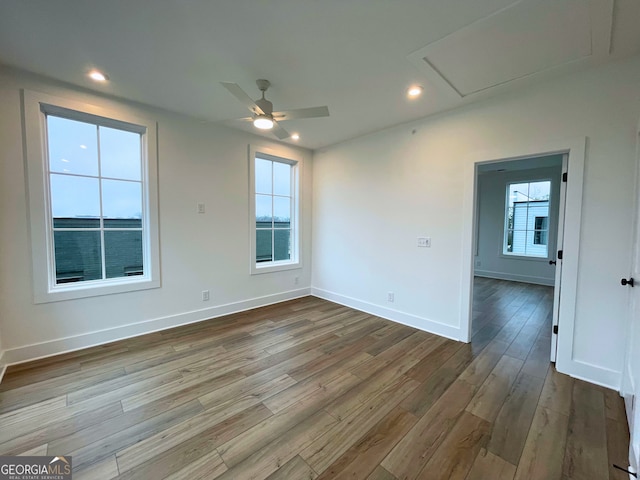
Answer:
[474,270,555,286]
[558,358,621,391]
[2,288,311,367]
[310,287,461,341]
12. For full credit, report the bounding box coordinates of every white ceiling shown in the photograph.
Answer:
[1,0,639,150]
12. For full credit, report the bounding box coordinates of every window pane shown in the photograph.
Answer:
[256,194,272,226]
[508,183,529,207]
[47,116,99,176]
[512,203,527,232]
[102,179,142,226]
[50,174,100,225]
[54,231,102,283]
[273,161,291,196]
[256,229,272,262]
[100,127,141,181]
[506,229,514,252]
[255,158,272,194]
[273,196,291,227]
[529,181,550,200]
[512,229,527,254]
[274,229,291,261]
[105,231,143,278]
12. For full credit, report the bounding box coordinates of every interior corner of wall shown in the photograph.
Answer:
[0,351,6,384]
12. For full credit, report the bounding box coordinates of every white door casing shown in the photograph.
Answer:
[461,137,586,381]
[550,153,569,362]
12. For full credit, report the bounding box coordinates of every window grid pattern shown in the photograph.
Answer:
[46,115,144,284]
[255,157,293,264]
[504,180,551,258]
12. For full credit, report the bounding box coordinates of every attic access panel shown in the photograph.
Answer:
[409,0,606,98]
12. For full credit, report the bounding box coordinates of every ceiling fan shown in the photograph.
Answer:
[221,79,329,139]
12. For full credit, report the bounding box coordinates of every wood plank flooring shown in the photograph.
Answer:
[0,277,629,479]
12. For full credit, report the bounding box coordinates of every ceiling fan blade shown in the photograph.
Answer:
[221,82,265,115]
[272,121,290,140]
[272,106,329,121]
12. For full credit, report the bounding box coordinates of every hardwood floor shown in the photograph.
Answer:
[0,277,629,479]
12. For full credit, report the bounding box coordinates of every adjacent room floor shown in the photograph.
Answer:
[0,278,630,479]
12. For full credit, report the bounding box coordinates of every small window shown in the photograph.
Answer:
[250,149,300,274]
[504,180,551,258]
[533,217,548,245]
[23,90,160,302]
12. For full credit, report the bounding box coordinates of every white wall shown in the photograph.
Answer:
[0,67,313,364]
[312,55,640,388]
[475,165,561,286]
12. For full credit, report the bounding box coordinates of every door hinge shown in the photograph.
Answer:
[557,250,563,260]
[553,325,558,335]
[562,172,568,182]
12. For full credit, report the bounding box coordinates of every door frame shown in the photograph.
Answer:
[550,153,569,362]
[460,137,586,379]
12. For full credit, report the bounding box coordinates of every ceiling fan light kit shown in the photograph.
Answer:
[253,115,274,130]
[222,79,330,140]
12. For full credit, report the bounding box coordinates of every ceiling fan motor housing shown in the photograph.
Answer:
[255,97,273,116]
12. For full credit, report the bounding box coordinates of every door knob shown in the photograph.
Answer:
[621,278,635,287]
[549,260,556,265]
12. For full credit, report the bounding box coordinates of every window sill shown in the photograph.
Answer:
[35,276,161,304]
[251,261,301,275]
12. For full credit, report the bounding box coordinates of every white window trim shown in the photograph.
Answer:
[23,89,161,303]
[502,177,553,260]
[249,145,301,275]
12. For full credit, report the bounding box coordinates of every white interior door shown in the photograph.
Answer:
[622,131,640,472]
[550,154,568,362]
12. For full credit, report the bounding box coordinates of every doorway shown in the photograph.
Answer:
[460,138,585,381]
[471,154,565,362]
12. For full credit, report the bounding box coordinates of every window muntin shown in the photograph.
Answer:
[255,156,293,264]
[250,150,299,273]
[504,180,551,258]
[45,114,146,286]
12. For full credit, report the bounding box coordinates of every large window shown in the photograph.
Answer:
[24,91,160,302]
[504,180,551,258]
[250,149,299,273]
[48,115,144,284]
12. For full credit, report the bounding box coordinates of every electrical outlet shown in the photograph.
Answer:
[417,237,431,247]
[388,292,394,303]
[475,259,481,267]
[197,203,205,214]
[202,290,210,301]
[294,276,300,285]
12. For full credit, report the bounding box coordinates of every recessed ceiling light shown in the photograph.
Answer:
[407,85,423,98]
[88,70,108,82]
[291,133,300,141]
